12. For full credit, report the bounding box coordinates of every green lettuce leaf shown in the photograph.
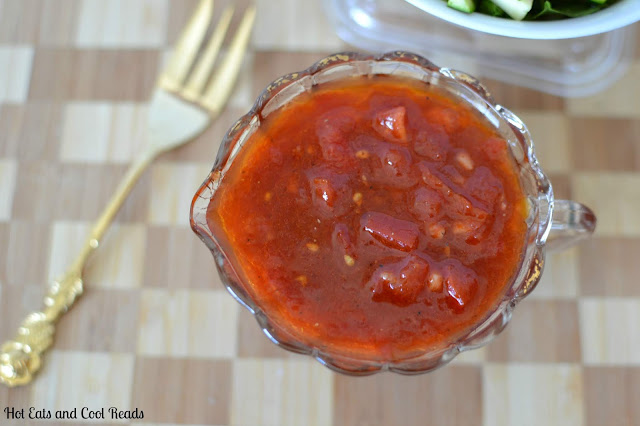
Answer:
[478,0,507,16]
[527,0,609,20]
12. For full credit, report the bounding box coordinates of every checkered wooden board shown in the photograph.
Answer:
[0,0,639,425]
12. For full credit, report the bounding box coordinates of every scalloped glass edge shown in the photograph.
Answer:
[190,51,553,376]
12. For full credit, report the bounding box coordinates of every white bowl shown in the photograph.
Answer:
[406,0,640,39]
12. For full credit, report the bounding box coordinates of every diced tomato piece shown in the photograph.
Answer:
[465,166,504,210]
[316,107,356,137]
[352,136,417,188]
[384,148,410,171]
[417,161,446,190]
[306,167,350,217]
[351,134,386,156]
[443,260,478,307]
[312,178,333,204]
[373,106,408,143]
[447,192,487,219]
[398,255,429,286]
[369,255,429,306]
[426,106,459,134]
[411,187,443,220]
[332,223,354,257]
[316,108,356,167]
[373,146,417,188]
[317,121,344,148]
[361,212,420,251]
[320,141,351,164]
[413,125,450,161]
[417,162,488,225]
[451,218,487,246]
[441,164,465,186]
[452,219,483,235]
[483,136,508,159]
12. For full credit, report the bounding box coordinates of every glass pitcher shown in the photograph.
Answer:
[190,52,596,375]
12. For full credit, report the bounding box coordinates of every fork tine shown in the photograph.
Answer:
[182,4,234,101]
[200,5,256,116]
[159,0,214,92]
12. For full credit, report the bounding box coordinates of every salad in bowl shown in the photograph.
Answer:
[444,0,619,21]
[406,0,640,38]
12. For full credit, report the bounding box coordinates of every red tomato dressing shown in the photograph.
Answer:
[208,76,528,360]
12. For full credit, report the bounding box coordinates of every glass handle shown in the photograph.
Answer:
[546,200,596,252]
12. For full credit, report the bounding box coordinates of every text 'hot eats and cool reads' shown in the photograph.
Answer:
[4,406,144,420]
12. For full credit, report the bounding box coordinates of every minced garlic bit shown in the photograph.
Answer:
[352,192,363,205]
[456,150,474,171]
[306,242,319,252]
[429,223,445,239]
[264,191,273,201]
[344,254,355,266]
[295,275,308,286]
[428,272,443,292]
[356,149,369,159]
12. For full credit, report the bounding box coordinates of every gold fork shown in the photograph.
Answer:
[0,0,256,387]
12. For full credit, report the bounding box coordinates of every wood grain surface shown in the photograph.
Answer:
[0,0,639,425]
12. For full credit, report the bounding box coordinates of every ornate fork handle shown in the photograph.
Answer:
[0,275,82,386]
[0,153,153,387]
